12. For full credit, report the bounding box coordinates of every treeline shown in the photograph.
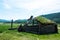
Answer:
[14,19,27,23]
[3,19,27,23]
[42,12,60,23]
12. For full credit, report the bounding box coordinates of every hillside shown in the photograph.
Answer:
[0,19,27,23]
[14,19,27,23]
[0,19,10,23]
[42,12,60,23]
[0,12,60,23]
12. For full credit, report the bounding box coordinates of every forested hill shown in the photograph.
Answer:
[42,12,60,23]
[0,19,10,23]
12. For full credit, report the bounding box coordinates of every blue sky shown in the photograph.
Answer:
[0,0,60,20]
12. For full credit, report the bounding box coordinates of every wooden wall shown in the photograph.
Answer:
[18,23,58,34]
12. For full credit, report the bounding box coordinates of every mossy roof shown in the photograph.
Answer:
[34,16,55,24]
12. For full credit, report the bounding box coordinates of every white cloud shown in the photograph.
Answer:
[1,0,60,20]
[2,0,50,10]
[3,3,11,9]
[3,0,60,10]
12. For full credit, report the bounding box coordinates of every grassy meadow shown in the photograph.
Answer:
[0,23,60,40]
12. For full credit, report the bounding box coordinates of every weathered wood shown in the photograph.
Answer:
[8,19,17,30]
[18,16,58,34]
[11,19,13,29]
[18,23,58,34]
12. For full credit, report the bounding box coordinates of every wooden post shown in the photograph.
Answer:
[32,19,34,26]
[11,19,13,29]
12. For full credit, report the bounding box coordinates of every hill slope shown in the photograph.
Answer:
[42,12,60,23]
[14,19,27,23]
[0,19,10,23]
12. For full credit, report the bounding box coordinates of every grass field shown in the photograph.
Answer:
[0,23,60,40]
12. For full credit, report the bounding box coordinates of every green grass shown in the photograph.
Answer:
[35,16,55,23]
[0,23,60,40]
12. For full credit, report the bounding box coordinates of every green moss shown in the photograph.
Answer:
[35,16,55,23]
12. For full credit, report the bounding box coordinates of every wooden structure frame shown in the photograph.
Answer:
[18,18,58,34]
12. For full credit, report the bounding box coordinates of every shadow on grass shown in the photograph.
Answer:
[18,31,59,35]
[0,31,3,33]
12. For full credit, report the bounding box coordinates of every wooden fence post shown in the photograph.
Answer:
[11,19,13,29]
